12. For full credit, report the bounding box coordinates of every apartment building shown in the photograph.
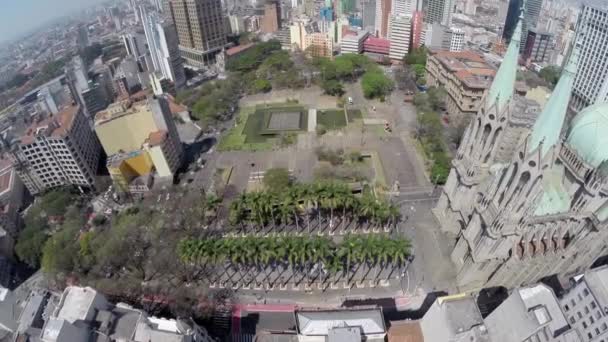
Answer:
[13,105,101,195]
[425,50,496,119]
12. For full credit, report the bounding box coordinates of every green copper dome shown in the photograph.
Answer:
[567,103,608,168]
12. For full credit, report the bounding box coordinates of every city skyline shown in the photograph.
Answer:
[0,0,107,45]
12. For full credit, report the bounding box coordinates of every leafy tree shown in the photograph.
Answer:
[15,218,48,268]
[264,168,292,191]
[412,64,426,80]
[322,79,344,96]
[361,70,394,99]
[427,86,447,111]
[252,79,272,93]
[226,40,282,72]
[404,47,428,65]
[539,66,561,87]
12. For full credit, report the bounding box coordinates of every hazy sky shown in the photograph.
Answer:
[0,0,107,44]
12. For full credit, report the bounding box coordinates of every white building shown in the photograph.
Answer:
[341,30,370,54]
[571,2,608,112]
[560,266,608,341]
[121,30,152,72]
[391,0,416,16]
[25,286,215,342]
[388,14,411,61]
[295,308,386,342]
[14,105,101,195]
[486,284,582,341]
[449,27,465,52]
[140,7,186,88]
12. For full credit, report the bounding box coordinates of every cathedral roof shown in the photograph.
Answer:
[486,14,523,111]
[528,41,580,157]
[566,102,608,168]
[534,164,570,216]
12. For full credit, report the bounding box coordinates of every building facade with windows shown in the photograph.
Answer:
[571,2,608,112]
[560,266,608,342]
[13,105,101,195]
[166,0,227,68]
[426,50,495,119]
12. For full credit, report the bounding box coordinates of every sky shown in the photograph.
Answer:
[0,0,107,44]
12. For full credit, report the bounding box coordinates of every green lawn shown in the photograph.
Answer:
[317,109,347,129]
[218,104,307,151]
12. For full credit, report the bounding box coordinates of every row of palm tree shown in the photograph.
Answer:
[177,234,411,287]
[228,182,400,234]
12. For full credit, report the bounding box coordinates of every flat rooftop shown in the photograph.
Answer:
[295,308,385,336]
[431,50,496,89]
[94,98,149,126]
[20,105,79,145]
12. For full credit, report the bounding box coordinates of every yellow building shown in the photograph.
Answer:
[95,96,183,193]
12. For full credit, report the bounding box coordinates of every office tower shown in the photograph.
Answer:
[140,8,186,88]
[391,0,414,16]
[121,31,152,72]
[166,0,227,68]
[95,97,183,193]
[426,0,453,26]
[434,14,608,291]
[362,0,376,32]
[375,0,392,38]
[388,14,411,61]
[571,2,608,112]
[76,24,89,50]
[522,28,553,63]
[262,1,281,33]
[502,0,543,51]
[13,105,101,195]
[341,31,370,54]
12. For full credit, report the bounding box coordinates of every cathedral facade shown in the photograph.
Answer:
[433,17,608,291]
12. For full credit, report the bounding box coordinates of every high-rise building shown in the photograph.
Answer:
[571,2,608,112]
[362,0,376,33]
[391,0,415,16]
[76,24,89,50]
[374,0,392,37]
[341,0,356,14]
[121,31,152,72]
[522,28,553,64]
[388,14,411,61]
[434,13,608,292]
[140,7,186,88]
[261,1,281,33]
[410,10,424,49]
[502,0,543,51]
[166,0,227,68]
[341,30,370,54]
[426,0,454,26]
[13,105,101,195]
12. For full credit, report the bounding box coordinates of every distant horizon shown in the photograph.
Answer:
[0,0,109,45]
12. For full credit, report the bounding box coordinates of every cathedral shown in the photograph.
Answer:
[433,15,608,291]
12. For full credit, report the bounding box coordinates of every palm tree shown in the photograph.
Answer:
[287,186,303,232]
[320,183,340,231]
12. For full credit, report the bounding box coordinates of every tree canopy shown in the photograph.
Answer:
[539,66,561,88]
[263,168,292,191]
[226,40,282,73]
[404,47,429,66]
[361,69,394,99]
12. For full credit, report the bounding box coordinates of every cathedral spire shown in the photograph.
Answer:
[528,40,581,157]
[486,10,524,111]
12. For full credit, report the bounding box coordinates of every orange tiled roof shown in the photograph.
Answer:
[21,105,79,145]
[146,130,167,147]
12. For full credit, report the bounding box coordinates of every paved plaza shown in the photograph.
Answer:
[187,83,459,308]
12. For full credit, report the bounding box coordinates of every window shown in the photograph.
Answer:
[584,288,590,296]
[586,306,591,314]
[597,328,601,335]
[571,299,576,307]
[583,321,588,329]
[571,317,576,324]
[602,323,607,331]
[579,312,584,319]
[592,301,598,309]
